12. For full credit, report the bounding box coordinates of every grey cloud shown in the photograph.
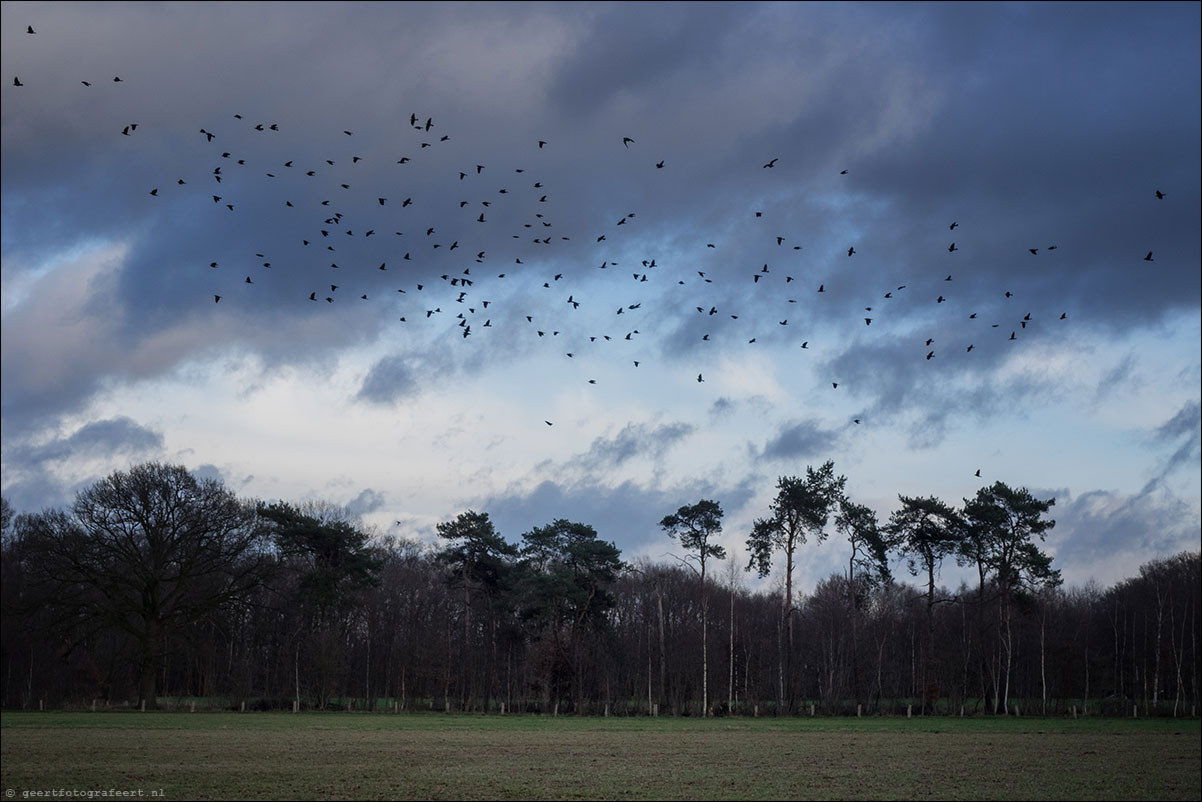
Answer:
[758,419,840,462]
[1151,400,1201,482]
[479,475,758,558]
[346,488,387,517]
[1156,400,1201,441]
[189,463,227,485]
[1052,485,1200,586]
[357,354,421,405]
[570,421,696,472]
[25,416,164,465]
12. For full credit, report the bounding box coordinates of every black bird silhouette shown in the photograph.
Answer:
[697,374,704,383]
[948,243,957,252]
[949,222,958,230]
[840,169,848,174]
[13,76,22,87]
[1144,251,1154,261]
[975,469,981,477]
[623,137,635,148]
[656,160,665,168]
[763,158,778,168]
[214,295,221,303]
[27,26,35,33]
[847,247,855,256]
[1155,190,1165,199]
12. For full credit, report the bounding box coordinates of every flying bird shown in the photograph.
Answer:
[763,158,778,168]
[1144,251,1154,261]
[623,137,635,148]
[1155,190,1165,199]
[27,25,35,33]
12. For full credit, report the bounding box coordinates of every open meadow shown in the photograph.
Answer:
[1,712,1198,801]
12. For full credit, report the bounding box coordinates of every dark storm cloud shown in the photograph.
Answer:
[546,2,752,118]
[2,1,1198,576]
[5,1,1197,423]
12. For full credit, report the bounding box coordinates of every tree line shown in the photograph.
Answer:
[1,461,1197,716]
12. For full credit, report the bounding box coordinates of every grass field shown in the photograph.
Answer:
[2,712,1198,801]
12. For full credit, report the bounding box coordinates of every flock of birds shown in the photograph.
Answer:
[9,22,1168,457]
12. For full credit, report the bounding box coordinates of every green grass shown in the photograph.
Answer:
[3,712,1198,800]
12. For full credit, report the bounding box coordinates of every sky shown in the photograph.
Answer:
[2,1,1199,595]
